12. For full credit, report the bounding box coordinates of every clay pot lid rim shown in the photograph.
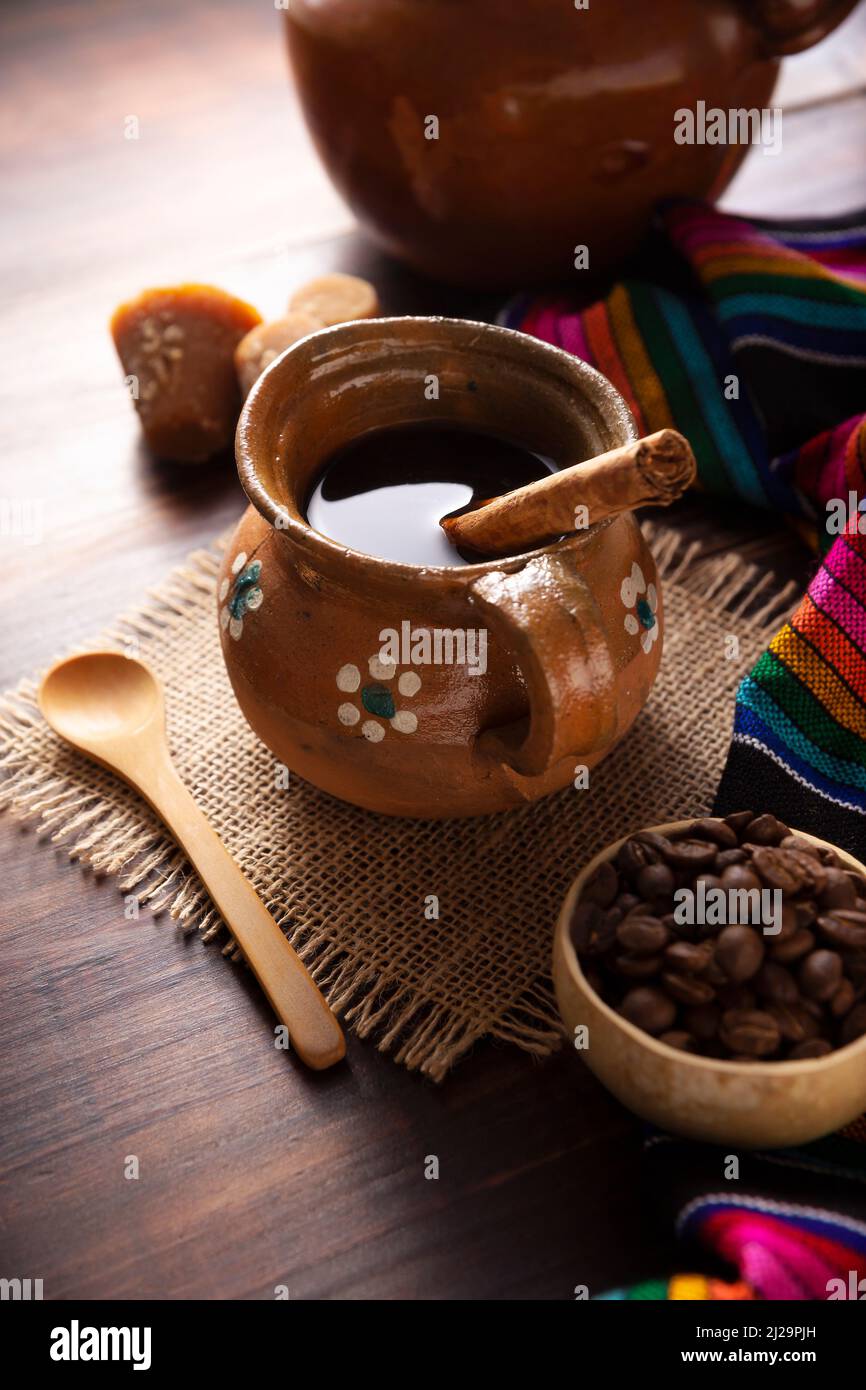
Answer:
[235,315,636,585]
[556,817,866,1078]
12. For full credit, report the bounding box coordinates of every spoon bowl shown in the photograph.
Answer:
[39,652,163,749]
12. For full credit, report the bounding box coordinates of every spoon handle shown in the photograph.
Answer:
[142,758,345,1070]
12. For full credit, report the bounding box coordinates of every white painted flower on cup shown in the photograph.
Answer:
[219,551,264,641]
[620,561,659,653]
[335,652,421,741]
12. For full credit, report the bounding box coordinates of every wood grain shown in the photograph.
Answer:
[0,0,864,1299]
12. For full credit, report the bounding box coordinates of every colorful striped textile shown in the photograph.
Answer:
[717,516,866,850]
[596,1127,866,1302]
[504,203,866,520]
[504,202,866,854]
[508,203,866,1299]
[598,1275,756,1301]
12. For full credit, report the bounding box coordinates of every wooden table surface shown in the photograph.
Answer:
[1,0,865,1301]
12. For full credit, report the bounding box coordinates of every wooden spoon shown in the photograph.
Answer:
[38,651,345,1071]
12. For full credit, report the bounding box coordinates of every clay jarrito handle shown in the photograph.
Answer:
[750,0,860,55]
[469,552,617,779]
[461,431,691,778]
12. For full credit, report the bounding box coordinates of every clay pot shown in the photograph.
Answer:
[219,317,663,818]
[284,0,859,288]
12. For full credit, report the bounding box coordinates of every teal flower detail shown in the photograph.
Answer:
[220,551,263,641]
[621,562,659,654]
[636,596,655,630]
[362,683,396,719]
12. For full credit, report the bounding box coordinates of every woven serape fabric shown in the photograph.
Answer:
[507,203,866,1299]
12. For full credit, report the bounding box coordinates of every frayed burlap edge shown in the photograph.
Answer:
[0,526,798,1080]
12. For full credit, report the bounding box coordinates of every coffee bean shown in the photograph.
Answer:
[689,818,738,848]
[683,1003,720,1040]
[839,1003,866,1045]
[765,1001,819,1043]
[658,1030,697,1053]
[788,849,827,895]
[634,831,675,857]
[844,870,866,901]
[616,915,669,955]
[769,928,815,964]
[582,912,619,957]
[755,961,799,1005]
[619,986,677,1035]
[694,872,724,895]
[723,810,755,837]
[719,1008,780,1057]
[778,835,822,859]
[800,995,824,1020]
[817,910,866,950]
[613,952,664,979]
[789,1038,833,1060]
[720,863,762,894]
[798,949,843,1001]
[715,925,764,982]
[617,837,659,877]
[715,848,747,869]
[663,838,719,871]
[752,846,819,894]
[769,901,799,942]
[582,860,619,908]
[570,900,602,952]
[746,814,789,846]
[628,900,656,918]
[664,940,714,974]
[819,868,858,911]
[636,862,675,902]
[615,892,641,915]
[829,978,856,1018]
[662,971,716,1006]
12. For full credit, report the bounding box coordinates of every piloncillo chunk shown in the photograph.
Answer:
[110,284,261,463]
[288,272,379,326]
[234,312,320,397]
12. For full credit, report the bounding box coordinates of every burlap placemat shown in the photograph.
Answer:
[0,526,796,1079]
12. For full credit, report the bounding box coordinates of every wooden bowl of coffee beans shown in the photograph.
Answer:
[553,814,866,1147]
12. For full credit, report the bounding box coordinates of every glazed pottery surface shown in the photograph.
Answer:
[284,0,859,287]
[553,820,866,1148]
[220,317,663,818]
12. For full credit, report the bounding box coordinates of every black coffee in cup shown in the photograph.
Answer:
[306,421,555,567]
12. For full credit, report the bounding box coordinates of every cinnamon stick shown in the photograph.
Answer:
[441,428,696,556]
